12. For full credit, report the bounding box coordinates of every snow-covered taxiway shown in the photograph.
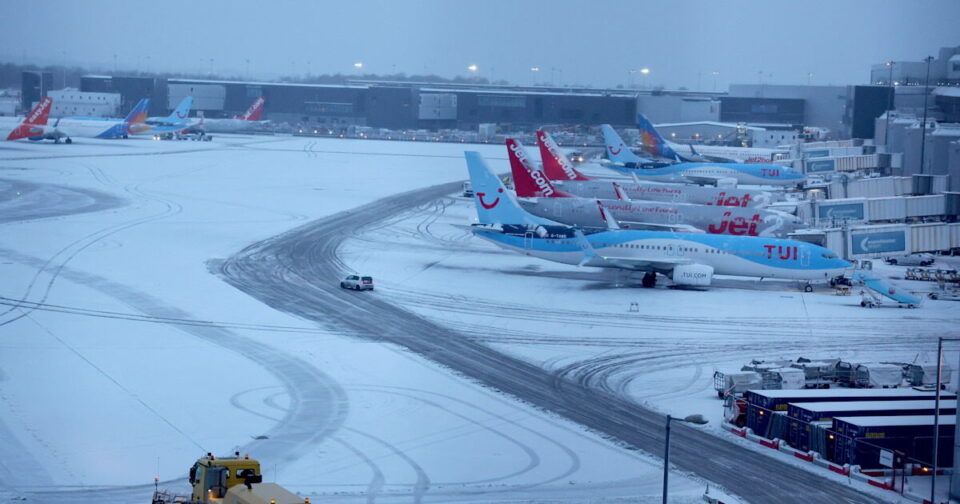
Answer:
[2,135,947,503]
[1,136,725,504]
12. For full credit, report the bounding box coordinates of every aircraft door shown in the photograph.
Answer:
[524,231,535,250]
[800,247,810,267]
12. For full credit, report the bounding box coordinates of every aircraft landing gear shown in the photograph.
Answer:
[803,283,813,293]
[65,137,72,144]
[641,272,657,288]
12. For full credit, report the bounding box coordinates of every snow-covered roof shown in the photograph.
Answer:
[168,78,370,90]
[791,399,955,413]
[934,86,960,98]
[418,87,620,98]
[749,388,950,399]
[833,415,956,427]
[932,125,960,137]
[654,121,767,132]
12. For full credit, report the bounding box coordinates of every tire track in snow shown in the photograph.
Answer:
[217,181,885,504]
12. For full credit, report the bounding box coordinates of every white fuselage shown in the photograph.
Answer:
[200,118,267,133]
[478,230,849,282]
[669,140,784,163]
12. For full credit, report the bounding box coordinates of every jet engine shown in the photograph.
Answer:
[671,264,714,287]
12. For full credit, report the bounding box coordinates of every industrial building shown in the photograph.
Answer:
[15,72,862,140]
[47,89,121,117]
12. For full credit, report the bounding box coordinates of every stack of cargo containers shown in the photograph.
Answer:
[832,416,955,469]
[744,389,955,440]
[786,399,958,453]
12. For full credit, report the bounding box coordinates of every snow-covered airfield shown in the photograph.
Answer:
[0,135,954,503]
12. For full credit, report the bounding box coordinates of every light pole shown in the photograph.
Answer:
[640,67,650,89]
[467,64,478,78]
[931,337,960,504]
[530,66,540,86]
[884,61,894,147]
[711,71,719,92]
[919,56,934,175]
[662,414,708,504]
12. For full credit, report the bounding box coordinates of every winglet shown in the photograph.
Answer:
[612,182,631,201]
[536,129,591,181]
[574,229,598,267]
[596,200,621,230]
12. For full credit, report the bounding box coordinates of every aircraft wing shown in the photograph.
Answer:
[581,253,691,272]
[682,174,738,187]
[615,221,705,233]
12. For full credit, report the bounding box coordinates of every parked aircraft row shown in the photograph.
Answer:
[634,114,786,164]
[2,96,267,143]
[507,137,801,237]
[599,122,805,187]
[463,150,850,290]
[536,129,778,207]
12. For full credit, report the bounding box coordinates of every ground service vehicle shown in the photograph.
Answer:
[341,275,374,290]
[885,253,935,266]
[152,453,304,504]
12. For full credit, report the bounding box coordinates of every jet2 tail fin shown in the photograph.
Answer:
[464,151,556,227]
[536,129,591,181]
[506,138,571,198]
[239,96,265,121]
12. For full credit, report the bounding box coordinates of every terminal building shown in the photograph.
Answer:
[14,72,865,142]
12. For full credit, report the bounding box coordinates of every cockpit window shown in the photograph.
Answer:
[821,253,838,259]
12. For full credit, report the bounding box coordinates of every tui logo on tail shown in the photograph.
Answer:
[477,188,503,209]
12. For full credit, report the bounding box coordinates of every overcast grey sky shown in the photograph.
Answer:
[1,0,957,90]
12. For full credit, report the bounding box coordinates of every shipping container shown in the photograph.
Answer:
[832,415,955,468]
[790,359,840,387]
[745,388,955,438]
[852,363,904,388]
[787,400,957,452]
[904,363,954,387]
